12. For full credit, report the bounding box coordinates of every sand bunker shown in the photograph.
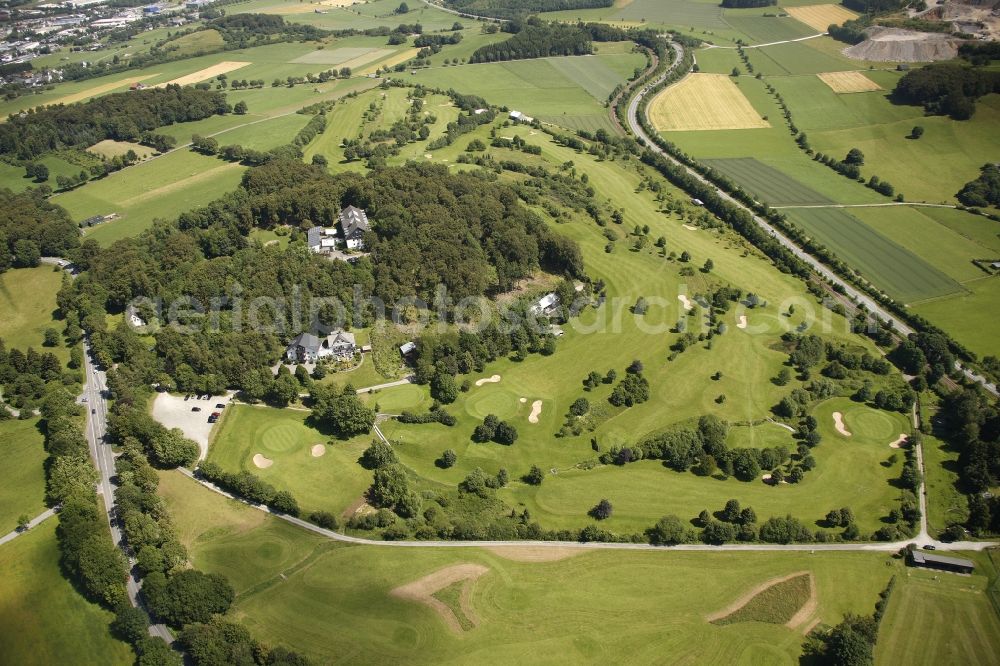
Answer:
[737,315,748,329]
[485,546,580,562]
[311,444,326,457]
[832,412,851,437]
[528,400,543,424]
[519,397,527,403]
[678,295,693,311]
[253,453,273,468]
[475,374,502,387]
[683,224,698,230]
[156,61,251,88]
[844,27,962,62]
[390,564,488,633]
[888,434,907,449]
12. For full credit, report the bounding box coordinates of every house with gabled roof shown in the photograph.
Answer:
[339,205,370,250]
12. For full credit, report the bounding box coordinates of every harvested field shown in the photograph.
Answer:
[390,564,488,633]
[844,27,962,62]
[708,572,813,626]
[156,61,250,88]
[817,70,882,93]
[649,74,769,131]
[46,74,159,107]
[484,546,581,562]
[785,4,858,32]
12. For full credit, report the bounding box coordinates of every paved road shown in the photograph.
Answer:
[82,341,175,645]
[625,42,998,398]
[356,375,415,394]
[0,508,58,547]
[176,468,993,552]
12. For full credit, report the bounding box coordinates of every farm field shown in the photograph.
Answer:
[723,12,817,44]
[782,207,964,304]
[0,419,47,534]
[744,39,868,75]
[875,562,1000,666]
[160,470,898,664]
[0,521,133,665]
[649,73,770,131]
[783,4,858,33]
[703,157,833,205]
[0,266,69,361]
[817,70,882,93]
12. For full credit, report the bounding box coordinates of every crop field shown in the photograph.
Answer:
[817,70,882,93]
[0,266,68,360]
[702,157,833,205]
[876,565,1000,666]
[0,419,47,534]
[784,4,858,32]
[613,0,728,30]
[57,149,246,245]
[744,40,860,75]
[649,73,770,131]
[291,46,381,65]
[547,54,635,101]
[783,207,965,303]
[409,54,645,133]
[207,405,373,518]
[158,470,899,663]
[0,522,133,665]
[723,14,817,44]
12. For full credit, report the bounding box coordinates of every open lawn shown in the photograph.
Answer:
[486,398,908,536]
[0,418,47,534]
[207,405,372,518]
[875,563,1000,666]
[0,266,69,361]
[0,521,133,665]
[57,149,246,246]
[911,276,1000,358]
[408,53,644,134]
[649,73,770,131]
[160,471,899,663]
[921,430,967,536]
[783,207,965,304]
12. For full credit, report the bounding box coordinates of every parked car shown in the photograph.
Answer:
[215,403,225,409]
[924,544,937,551]
[192,407,201,412]
[207,416,218,424]
[184,395,190,401]
[91,408,96,414]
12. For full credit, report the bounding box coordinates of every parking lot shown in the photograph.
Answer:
[150,391,235,461]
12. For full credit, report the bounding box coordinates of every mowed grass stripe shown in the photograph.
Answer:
[784,207,964,303]
[703,157,834,205]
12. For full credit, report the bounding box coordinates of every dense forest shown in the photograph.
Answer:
[208,12,328,46]
[892,64,1000,119]
[841,0,903,13]
[0,188,80,267]
[956,164,1000,208]
[443,0,611,19]
[60,160,583,394]
[0,86,229,160]
[470,19,593,62]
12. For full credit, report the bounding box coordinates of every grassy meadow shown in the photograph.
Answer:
[0,266,70,362]
[0,521,133,665]
[160,469,899,664]
[0,418,48,534]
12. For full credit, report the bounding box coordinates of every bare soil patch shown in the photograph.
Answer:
[844,27,962,62]
[390,564,489,633]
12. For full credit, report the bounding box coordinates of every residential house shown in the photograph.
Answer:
[339,205,370,250]
[285,330,357,363]
[306,226,339,254]
[530,292,560,316]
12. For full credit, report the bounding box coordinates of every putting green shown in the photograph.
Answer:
[464,389,522,421]
[259,423,304,454]
[848,408,899,442]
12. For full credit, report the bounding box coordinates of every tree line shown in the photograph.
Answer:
[443,0,611,20]
[0,85,229,161]
[469,19,593,63]
[0,188,80,271]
